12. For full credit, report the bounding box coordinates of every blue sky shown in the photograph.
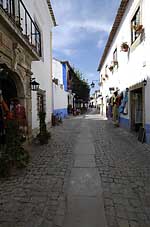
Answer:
[51,0,121,92]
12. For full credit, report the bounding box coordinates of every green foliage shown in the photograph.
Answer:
[0,120,30,177]
[72,69,90,102]
[37,112,51,145]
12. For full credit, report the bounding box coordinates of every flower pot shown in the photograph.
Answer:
[113,61,118,66]
[109,66,113,71]
[133,24,143,33]
[121,42,129,52]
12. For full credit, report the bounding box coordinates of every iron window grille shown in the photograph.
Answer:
[0,0,42,56]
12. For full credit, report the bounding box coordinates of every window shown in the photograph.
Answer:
[113,48,117,62]
[131,7,141,43]
[113,48,118,68]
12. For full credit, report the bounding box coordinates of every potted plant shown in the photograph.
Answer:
[109,65,114,71]
[23,34,30,42]
[113,60,118,66]
[53,78,58,85]
[37,112,51,145]
[15,16,23,31]
[132,24,143,33]
[102,77,106,81]
[121,42,129,52]
[30,43,36,49]
[105,74,109,79]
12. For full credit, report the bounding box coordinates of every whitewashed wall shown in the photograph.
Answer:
[25,0,54,130]
[99,0,150,142]
[52,59,63,85]
[52,59,69,117]
[100,0,150,114]
[52,83,68,117]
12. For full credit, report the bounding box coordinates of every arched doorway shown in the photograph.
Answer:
[0,64,25,108]
[0,70,17,106]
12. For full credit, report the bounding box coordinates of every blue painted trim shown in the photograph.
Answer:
[145,124,150,133]
[145,124,150,144]
[53,108,68,119]
[62,63,67,91]
[119,117,130,129]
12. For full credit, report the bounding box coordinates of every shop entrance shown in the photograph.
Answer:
[130,87,143,132]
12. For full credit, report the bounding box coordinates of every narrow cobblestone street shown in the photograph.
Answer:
[0,117,81,227]
[1,112,150,227]
[90,114,150,227]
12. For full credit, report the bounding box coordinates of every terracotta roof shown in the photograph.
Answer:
[47,0,57,26]
[97,0,129,71]
[61,61,73,69]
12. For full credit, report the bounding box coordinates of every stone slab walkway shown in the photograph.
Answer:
[63,120,107,227]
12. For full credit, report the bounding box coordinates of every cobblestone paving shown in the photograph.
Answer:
[0,117,81,227]
[90,116,150,227]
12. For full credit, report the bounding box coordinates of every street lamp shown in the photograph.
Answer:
[143,79,147,86]
[30,78,40,91]
[90,81,95,88]
[90,80,99,88]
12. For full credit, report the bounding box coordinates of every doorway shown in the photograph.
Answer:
[0,69,17,107]
[130,87,143,132]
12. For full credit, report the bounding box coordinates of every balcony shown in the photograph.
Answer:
[0,0,41,56]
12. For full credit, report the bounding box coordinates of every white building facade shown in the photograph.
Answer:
[0,0,56,138]
[26,0,56,134]
[98,0,150,143]
[52,59,68,118]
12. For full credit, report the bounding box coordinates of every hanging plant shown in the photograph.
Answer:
[109,65,114,71]
[105,74,109,79]
[121,42,129,52]
[102,77,106,81]
[53,78,58,85]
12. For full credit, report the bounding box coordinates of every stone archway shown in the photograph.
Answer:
[0,64,25,107]
[0,63,32,138]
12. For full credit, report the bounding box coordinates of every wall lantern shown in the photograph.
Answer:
[143,79,147,86]
[30,78,40,91]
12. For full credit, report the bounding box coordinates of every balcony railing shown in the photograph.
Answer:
[0,0,41,56]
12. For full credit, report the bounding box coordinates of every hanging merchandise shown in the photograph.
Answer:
[123,102,128,115]
[0,91,9,145]
[119,89,128,115]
